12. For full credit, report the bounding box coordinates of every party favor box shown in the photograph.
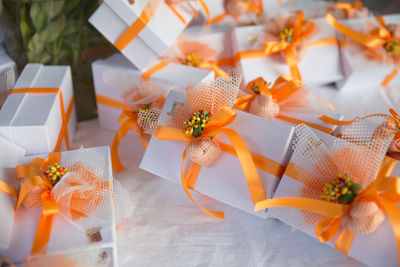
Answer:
[92,53,214,134]
[140,90,295,218]
[89,0,195,70]
[3,147,120,266]
[335,14,400,91]
[268,128,399,266]
[0,136,25,254]
[0,64,76,155]
[0,47,17,107]
[231,17,343,86]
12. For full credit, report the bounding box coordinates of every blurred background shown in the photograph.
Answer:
[0,0,399,121]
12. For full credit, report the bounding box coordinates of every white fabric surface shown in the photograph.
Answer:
[71,84,397,267]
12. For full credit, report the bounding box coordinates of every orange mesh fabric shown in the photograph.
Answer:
[289,117,396,233]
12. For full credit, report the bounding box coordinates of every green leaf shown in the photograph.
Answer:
[338,194,355,204]
[27,33,45,62]
[41,1,65,20]
[39,16,66,43]
[350,183,364,193]
[62,0,80,13]
[30,3,47,32]
[19,20,32,43]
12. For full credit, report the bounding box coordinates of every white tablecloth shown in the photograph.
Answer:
[71,84,396,267]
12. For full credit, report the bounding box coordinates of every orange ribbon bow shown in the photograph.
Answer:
[10,88,74,152]
[234,76,336,134]
[254,156,400,262]
[15,152,111,255]
[325,14,400,86]
[234,11,338,81]
[156,106,270,219]
[209,0,263,24]
[96,95,150,172]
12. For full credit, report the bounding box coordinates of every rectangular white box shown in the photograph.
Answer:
[336,14,400,92]
[0,47,17,107]
[89,0,195,70]
[92,53,214,134]
[0,63,77,155]
[0,136,25,253]
[140,90,295,218]
[231,17,343,86]
[3,146,119,267]
[269,129,400,267]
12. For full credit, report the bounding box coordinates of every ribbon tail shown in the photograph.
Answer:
[197,0,210,21]
[139,128,148,150]
[381,66,400,87]
[334,228,356,255]
[276,114,334,134]
[218,128,266,204]
[111,118,139,172]
[209,12,227,24]
[284,46,302,81]
[181,149,225,219]
[31,213,55,255]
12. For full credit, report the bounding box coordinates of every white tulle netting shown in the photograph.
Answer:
[158,69,242,130]
[157,69,242,166]
[287,116,396,233]
[51,148,135,234]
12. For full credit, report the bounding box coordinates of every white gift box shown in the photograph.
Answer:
[0,63,77,155]
[231,17,343,86]
[0,47,17,107]
[89,0,195,70]
[3,146,119,266]
[335,14,400,92]
[268,129,400,267]
[92,53,214,134]
[0,136,25,253]
[140,90,295,218]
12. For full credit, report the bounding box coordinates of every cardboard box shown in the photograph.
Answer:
[140,90,295,218]
[0,64,76,155]
[89,0,195,69]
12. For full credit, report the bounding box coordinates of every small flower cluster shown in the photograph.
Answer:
[184,110,211,137]
[45,163,68,185]
[385,39,400,57]
[249,78,271,94]
[321,173,363,204]
[279,28,294,44]
[182,53,202,67]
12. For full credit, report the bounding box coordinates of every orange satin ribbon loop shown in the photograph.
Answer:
[325,13,387,48]
[15,153,62,255]
[96,94,147,172]
[234,76,335,134]
[0,180,18,199]
[114,0,159,51]
[10,88,73,152]
[335,0,363,17]
[255,157,400,262]
[156,106,267,218]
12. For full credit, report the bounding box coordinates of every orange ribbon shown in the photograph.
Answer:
[156,106,286,219]
[234,11,338,81]
[255,157,400,262]
[234,76,336,134]
[15,152,111,255]
[10,88,74,152]
[166,0,210,25]
[96,94,149,172]
[209,0,263,24]
[325,14,400,86]
[334,0,364,18]
[0,180,18,199]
